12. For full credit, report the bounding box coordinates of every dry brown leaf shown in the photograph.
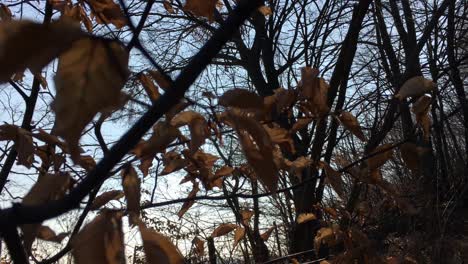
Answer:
[0,4,12,21]
[90,190,125,210]
[288,156,312,179]
[263,125,295,153]
[226,110,278,192]
[139,157,153,177]
[274,87,296,114]
[338,111,366,141]
[233,227,245,249]
[292,117,313,132]
[171,111,208,153]
[177,182,199,218]
[134,121,180,159]
[183,0,217,21]
[0,124,34,168]
[192,237,205,256]
[148,70,171,90]
[72,210,125,264]
[36,225,69,243]
[87,0,127,28]
[219,88,264,110]
[138,72,160,102]
[32,128,68,152]
[261,226,275,241]
[0,20,84,82]
[320,161,345,198]
[291,259,300,264]
[314,227,335,253]
[163,1,175,14]
[22,173,72,252]
[138,221,184,264]
[214,166,234,177]
[298,67,329,117]
[52,38,129,161]
[297,213,317,224]
[240,209,254,226]
[412,95,432,115]
[395,76,436,100]
[258,6,272,16]
[78,155,96,171]
[122,165,140,225]
[211,223,237,238]
[324,207,338,219]
[161,151,188,175]
[367,144,393,171]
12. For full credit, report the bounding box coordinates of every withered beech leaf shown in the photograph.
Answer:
[260,226,275,241]
[36,225,69,243]
[233,227,245,249]
[367,144,393,171]
[183,0,217,21]
[258,6,272,16]
[72,210,125,264]
[214,166,234,177]
[171,111,208,153]
[240,209,254,226]
[22,173,73,252]
[78,155,96,171]
[134,121,180,159]
[138,72,160,102]
[90,190,125,210]
[263,125,296,154]
[0,4,12,21]
[122,165,141,225]
[177,181,199,218]
[52,38,129,161]
[219,88,264,110]
[148,70,171,90]
[211,223,237,238]
[87,0,127,28]
[226,110,279,192]
[319,161,345,198]
[298,67,329,117]
[0,20,84,82]
[338,111,366,141]
[297,213,317,224]
[314,227,335,253]
[0,124,34,168]
[192,237,204,256]
[292,117,313,132]
[163,1,175,14]
[138,221,184,264]
[395,76,436,100]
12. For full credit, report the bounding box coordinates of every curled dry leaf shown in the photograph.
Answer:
[298,67,329,117]
[0,20,84,82]
[78,155,96,171]
[412,95,432,115]
[36,225,69,243]
[292,117,313,132]
[263,125,296,153]
[0,124,34,168]
[395,76,436,100]
[138,221,184,264]
[32,128,69,153]
[233,227,245,249]
[226,110,278,192]
[87,0,127,28]
[211,223,237,238]
[314,227,335,254]
[171,111,208,153]
[90,190,125,210]
[338,111,366,141]
[148,70,171,90]
[22,173,73,252]
[0,4,12,21]
[138,72,160,102]
[192,237,205,256]
[261,226,275,241]
[214,165,234,177]
[183,0,217,21]
[122,165,141,225]
[367,144,393,171]
[258,6,272,16]
[240,209,254,226]
[319,161,345,198]
[177,181,199,218]
[52,38,129,160]
[297,213,317,224]
[72,210,125,264]
[163,1,176,14]
[134,121,180,159]
[324,207,338,219]
[287,156,312,179]
[219,88,264,110]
